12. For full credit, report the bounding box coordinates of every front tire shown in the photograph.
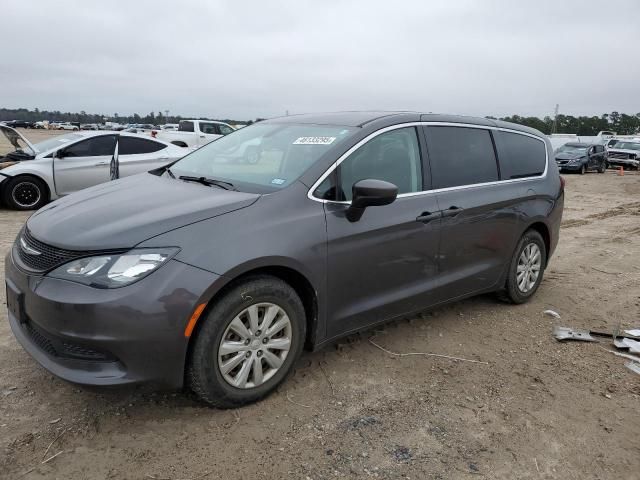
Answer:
[498,230,547,304]
[187,276,306,408]
[1,176,48,210]
[580,164,586,175]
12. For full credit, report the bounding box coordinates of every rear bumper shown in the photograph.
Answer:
[5,245,221,388]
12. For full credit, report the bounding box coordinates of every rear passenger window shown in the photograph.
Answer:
[426,126,498,189]
[496,131,546,179]
[119,137,166,155]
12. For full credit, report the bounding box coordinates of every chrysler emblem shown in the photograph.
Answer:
[20,237,41,256]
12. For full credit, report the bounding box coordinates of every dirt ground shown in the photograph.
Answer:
[1,129,639,480]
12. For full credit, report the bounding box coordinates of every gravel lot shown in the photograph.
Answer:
[1,130,639,479]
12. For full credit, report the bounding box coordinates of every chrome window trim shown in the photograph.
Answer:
[307,121,549,204]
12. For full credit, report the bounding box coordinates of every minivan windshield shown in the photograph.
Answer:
[556,144,587,154]
[170,123,356,192]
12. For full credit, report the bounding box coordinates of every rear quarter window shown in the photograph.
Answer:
[119,137,166,155]
[495,131,547,179]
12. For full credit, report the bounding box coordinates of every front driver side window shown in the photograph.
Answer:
[334,127,422,201]
[63,135,116,157]
[200,123,219,134]
[219,125,234,135]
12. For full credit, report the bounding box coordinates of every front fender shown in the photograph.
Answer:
[0,163,57,200]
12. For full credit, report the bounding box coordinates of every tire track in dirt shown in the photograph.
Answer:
[561,201,640,228]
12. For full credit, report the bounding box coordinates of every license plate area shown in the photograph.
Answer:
[5,281,25,324]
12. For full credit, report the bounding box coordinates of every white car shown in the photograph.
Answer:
[0,126,185,210]
[155,119,235,149]
[57,123,80,131]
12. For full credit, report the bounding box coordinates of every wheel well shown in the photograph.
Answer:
[171,141,188,148]
[527,222,550,265]
[4,174,51,201]
[189,266,318,352]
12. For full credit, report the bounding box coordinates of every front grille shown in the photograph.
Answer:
[24,322,58,356]
[15,228,122,273]
[16,228,86,272]
[24,321,114,362]
[608,152,633,160]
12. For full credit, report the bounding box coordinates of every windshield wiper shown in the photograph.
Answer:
[165,166,176,178]
[178,175,237,191]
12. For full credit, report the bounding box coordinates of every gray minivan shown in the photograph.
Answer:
[5,112,564,407]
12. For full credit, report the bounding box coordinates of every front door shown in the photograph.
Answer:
[53,135,116,195]
[321,126,442,338]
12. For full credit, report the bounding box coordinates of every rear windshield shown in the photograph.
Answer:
[170,123,356,192]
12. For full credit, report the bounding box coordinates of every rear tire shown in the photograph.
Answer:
[1,176,48,210]
[187,276,306,408]
[598,162,606,173]
[497,230,547,304]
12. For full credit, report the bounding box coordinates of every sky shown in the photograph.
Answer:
[2,0,639,121]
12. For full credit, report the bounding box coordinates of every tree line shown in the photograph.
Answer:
[0,108,253,127]
[1,107,639,135]
[489,112,640,136]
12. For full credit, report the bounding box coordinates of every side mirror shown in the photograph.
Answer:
[346,179,398,222]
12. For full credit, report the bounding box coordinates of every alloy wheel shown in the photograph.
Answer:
[516,243,541,293]
[217,302,292,389]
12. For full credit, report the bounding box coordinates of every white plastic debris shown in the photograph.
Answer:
[553,326,597,342]
[624,329,640,337]
[615,338,640,354]
[625,361,640,376]
[544,310,561,319]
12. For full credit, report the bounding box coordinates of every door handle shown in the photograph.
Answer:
[442,206,464,218]
[93,162,109,166]
[416,211,441,223]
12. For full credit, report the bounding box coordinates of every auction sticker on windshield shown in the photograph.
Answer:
[293,136,336,145]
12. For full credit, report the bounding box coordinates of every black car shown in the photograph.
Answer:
[554,142,607,174]
[5,112,564,408]
[2,120,35,129]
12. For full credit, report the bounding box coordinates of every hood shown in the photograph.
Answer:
[555,152,585,161]
[0,125,36,157]
[27,173,260,250]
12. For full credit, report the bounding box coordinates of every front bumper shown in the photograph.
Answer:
[607,159,639,168]
[556,162,583,171]
[5,244,221,388]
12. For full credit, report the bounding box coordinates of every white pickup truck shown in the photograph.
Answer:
[154,119,235,149]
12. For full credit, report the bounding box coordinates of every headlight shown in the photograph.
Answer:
[48,248,179,288]
[569,157,584,164]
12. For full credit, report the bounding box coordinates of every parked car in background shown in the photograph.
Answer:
[125,124,160,134]
[2,120,35,129]
[554,142,607,174]
[81,124,99,130]
[161,123,179,131]
[0,126,185,209]
[606,141,640,170]
[57,122,79,131]
[3,112,563,407]
[155,119,235,149]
